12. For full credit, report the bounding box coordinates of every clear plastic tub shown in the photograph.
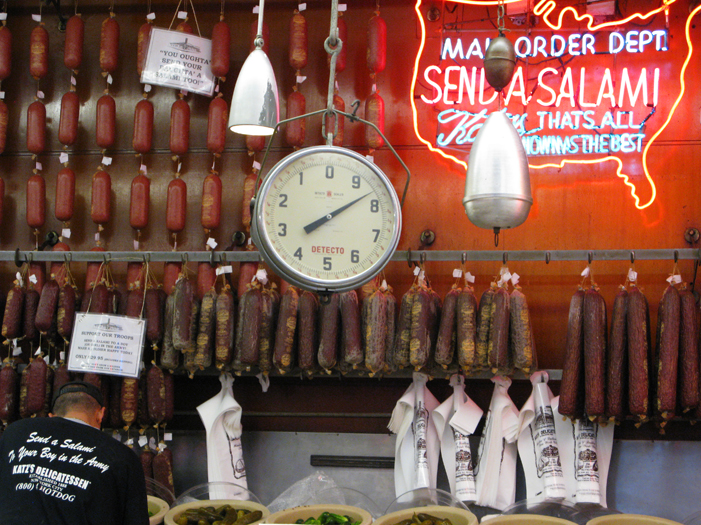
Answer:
[587,515,683,525]
[302,486,383,519]
[165,482,268,525]
[376,489,478,525]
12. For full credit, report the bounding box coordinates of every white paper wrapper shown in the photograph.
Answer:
[388,372,440,496]
[552,396,614,507]
[196,373,248,498]
[517,371,567,500]
[475,376,519,510]
[433,375,483,503]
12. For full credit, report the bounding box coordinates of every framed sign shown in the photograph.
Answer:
[67,313,147,378]
[141,27,215,96]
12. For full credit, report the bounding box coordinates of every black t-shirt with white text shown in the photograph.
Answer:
[0,417,149,525]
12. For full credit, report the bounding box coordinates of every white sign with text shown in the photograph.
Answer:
[68,314,146,378]
[141,28,215,96]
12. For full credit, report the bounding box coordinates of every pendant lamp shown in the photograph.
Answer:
[228,0,279,136]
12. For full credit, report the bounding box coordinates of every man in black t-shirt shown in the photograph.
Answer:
[0,381,149,525]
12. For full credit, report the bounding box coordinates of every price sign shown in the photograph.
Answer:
[67,313,147,378]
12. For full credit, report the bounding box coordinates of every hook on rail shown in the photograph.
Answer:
[419,251,426,267]
[503,252,508,265]
[674,250,679,264]
[545,251,551,264]
[588,251,593,264]
[630,251,636,264]
[461,252,467,265]
[407,248,413,268]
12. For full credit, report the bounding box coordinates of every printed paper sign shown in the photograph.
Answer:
[141,28,215,96]
[67,313,146,378]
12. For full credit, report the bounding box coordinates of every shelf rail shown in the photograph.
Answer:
[3,248,699,264]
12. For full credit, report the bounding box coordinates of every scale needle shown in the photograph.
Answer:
[303,192,372,234]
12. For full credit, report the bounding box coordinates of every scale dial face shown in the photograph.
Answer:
[252,146,402,293]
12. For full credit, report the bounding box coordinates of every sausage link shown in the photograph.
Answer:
[56,283,76,341]
[476,286,496,371]
[152,448,175,497]
[18,366,29,419]
[30,25,49,80]
[560,289,585,419]
[54,167,76,222]
[318,293,340,371]
[84,246,106,291]
[258,288,280,374]
[0,25,11,81]
[655,285,680,420]
[160,294,180,371]
[172,277,195,352]
[130,174,150,230]
[2,285,25,340]
[627,285,651,421]
[140,447,154,480]
[456,288,478,374]
[195,289,217,369]
[237,261,259,299]
[409,287,433,371]
[136,22,152,76]
[99,17,120,73]
[606,288,628,421]
[87,283,110,314]
[23,289,40,344]
[364,288,389,375]
[297,291,319,372]
[435,286,460,368]
[26,355,47,416]
[35,279,60,334]
[125,288,145,318]
[166,178,187,233]
[163,262,182,296]
[488,287,511,374]
[0,362,18,424]
[132,99,154,154]
[201,173,222,231]
[383,289,398,371]
[583,287,607,421]
[145,288,163,347]
[63,15,84,70]
[176,22,193,34]
[0,100,7,154]
[233,285,262,371]
[120,377,138,429]
[37,365,54,418]
[183,300,200,375]
[50,242,70,286]
[678,289,699,412]
[367,14,387,73]
[147,365,166,425]
[365,92,385,150]
[241,173,257,233]
[0,177,4,224]
[58,91,79,146]
[211,20,231,78]
[169,98,190,156]
[285,90,306,148]
[27,100,46,155]
[273,286,299,373]
[95,94,116,150]
[27,263,45,295]
[324,94,345,147]
[52,363,71,393]
[197,263,216,301]
[91,171,111,225]
[215,285,236,370]
[510,288,536,373]
[392,286,417,369]
[289,12,308,71]
[206,96,228,155]
[246,134,266,153]
[341,290,363,368]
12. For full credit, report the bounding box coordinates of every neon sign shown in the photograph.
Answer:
[410,0,701,209]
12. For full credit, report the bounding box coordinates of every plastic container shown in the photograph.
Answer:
[482,516,578,525]
[266,504,373,525]
[500,499,581,523]
[173,482,264,507]
[384,488,470,514]
[572,504,621,524]
[164,499,269,525]
[145,477,176,505]
[302,487,383,519]
[587,515,683,525]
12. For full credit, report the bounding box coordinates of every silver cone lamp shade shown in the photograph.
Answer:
[463,111,532,231]
[228,48,279,136]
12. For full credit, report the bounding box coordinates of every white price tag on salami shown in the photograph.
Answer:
[147,13,156,21]
[667,274,682,284]
[67,313,147,378]
[453,268,462,279]
[216,265,233,276]
[628,269,638,282]
[62,228,71,239]
[465,271,475,284]
[59,152,69,164]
